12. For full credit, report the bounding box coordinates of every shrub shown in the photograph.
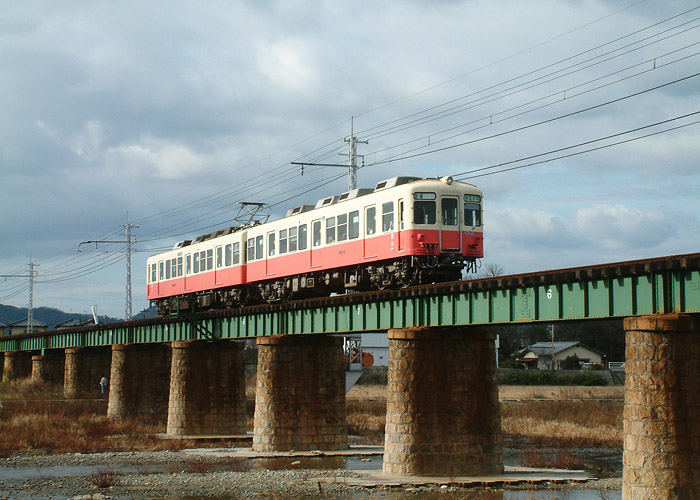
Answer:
[499,369,608,386]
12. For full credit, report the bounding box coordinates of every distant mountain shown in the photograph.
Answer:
[134,305,160,320]
[0,304,119,329]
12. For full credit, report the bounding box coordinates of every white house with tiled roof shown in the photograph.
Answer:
[8,317,48,335]
[516,341,605,370]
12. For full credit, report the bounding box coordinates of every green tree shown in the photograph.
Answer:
[560,354,582,370]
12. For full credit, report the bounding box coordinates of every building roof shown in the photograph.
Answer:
[520,341,605,357]
[55,318,90,328]
[8,317,48,328]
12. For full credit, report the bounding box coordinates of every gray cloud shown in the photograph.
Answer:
[1,0,698,316]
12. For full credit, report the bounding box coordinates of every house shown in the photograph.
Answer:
[516,341,605,370]
[7,317,48,335]
[55,318,92,329]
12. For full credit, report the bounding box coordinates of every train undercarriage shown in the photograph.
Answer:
[153,254,477,316]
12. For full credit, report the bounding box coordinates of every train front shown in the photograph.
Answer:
[404,177,483,276]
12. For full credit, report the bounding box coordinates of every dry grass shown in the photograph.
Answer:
[0,377,622,456]
[347,384,623,449]
[0,379,194,457]
[502,399,623,449]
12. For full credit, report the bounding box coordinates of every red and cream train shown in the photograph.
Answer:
[147,176,483,314]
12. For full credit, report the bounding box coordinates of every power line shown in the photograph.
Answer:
[365,71,700,167]
[451,110,700,180]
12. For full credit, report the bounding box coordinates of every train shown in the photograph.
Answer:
[147,176,483,314]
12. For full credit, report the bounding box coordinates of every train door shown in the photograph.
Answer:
[310,219,322,268]
[440,195,461,251]
[397,198,404,252]
[184,254,191,291]
[363,205,378,258]
[215,246,223,285]
[266,231,275,275]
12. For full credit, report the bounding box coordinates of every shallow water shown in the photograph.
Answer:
[0,454,620,500]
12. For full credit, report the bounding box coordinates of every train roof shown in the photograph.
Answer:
[168,176,479,251]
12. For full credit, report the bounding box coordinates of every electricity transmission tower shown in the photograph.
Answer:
[1,258,39,333]
[292,116,368,191]
[79,213,139,321]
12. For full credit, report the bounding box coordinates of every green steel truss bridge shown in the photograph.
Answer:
[2,252,699,352]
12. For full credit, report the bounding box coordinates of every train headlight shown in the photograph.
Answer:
[440,176,453,185]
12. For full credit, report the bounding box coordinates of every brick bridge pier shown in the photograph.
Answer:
[622,314,700,499]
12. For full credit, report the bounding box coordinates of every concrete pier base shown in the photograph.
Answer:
[383,327,503,476]
[167,340,246,436]
[3,350,33,382]
[31,352,65,384]
[107,343,171,427]
[622,314,700,500]
[64,346,112,399]
[253,335,346,452]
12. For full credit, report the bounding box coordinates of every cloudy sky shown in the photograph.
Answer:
[1,0,699,319]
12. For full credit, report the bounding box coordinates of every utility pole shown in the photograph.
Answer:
[292,117,368,191]
[1,257,39,333]
[79,213,139,321]
[340,117,368,191]
[550,324,555,370]
[124,213,137,321]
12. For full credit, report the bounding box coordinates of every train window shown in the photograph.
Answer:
[171,258,177,278]
[177,255,183,277]
[279,229,288,254]
[313,221,321,247]
[150,264,156,283]
[289,226,298,252]
[247,238,255,262]
[159,261,164,280]
[193,253,200,273]
[349,211,360,239]
[255,235,263,260]
[366,206,376,235]
[382,202,394,232]
[216,246,223,268]
[399,200,404,230]
[268,233,275,256]
[337,214,348,241]
[464,203,481,227]
[414,200,436,224]
[232,242,240,264]
[165,260,171,280]
[225,244,232,266]
[207,249,214,270]
[326,217,336,244]
[186,254,191,275]
[442,198,458,226]
[299,224,308,250]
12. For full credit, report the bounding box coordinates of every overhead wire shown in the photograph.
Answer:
[364,71,700,166]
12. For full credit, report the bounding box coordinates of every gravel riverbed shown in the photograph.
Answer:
[0,450,622,500]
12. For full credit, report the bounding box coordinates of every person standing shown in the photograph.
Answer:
[100,376,108,396]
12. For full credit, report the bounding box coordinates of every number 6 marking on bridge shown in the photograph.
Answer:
[546,289,553,299]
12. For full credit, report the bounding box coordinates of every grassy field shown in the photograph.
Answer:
[346,384,624,449]
[0,377,623,457]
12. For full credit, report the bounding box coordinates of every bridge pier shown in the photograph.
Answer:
[253,335,347,452]
[2,350,33,382]
[623,314,700,499]
[383,327,503,476]
[107,343,171,427]
[31,352,65,384]
[167,340,246,436]
[64,346,112,399]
